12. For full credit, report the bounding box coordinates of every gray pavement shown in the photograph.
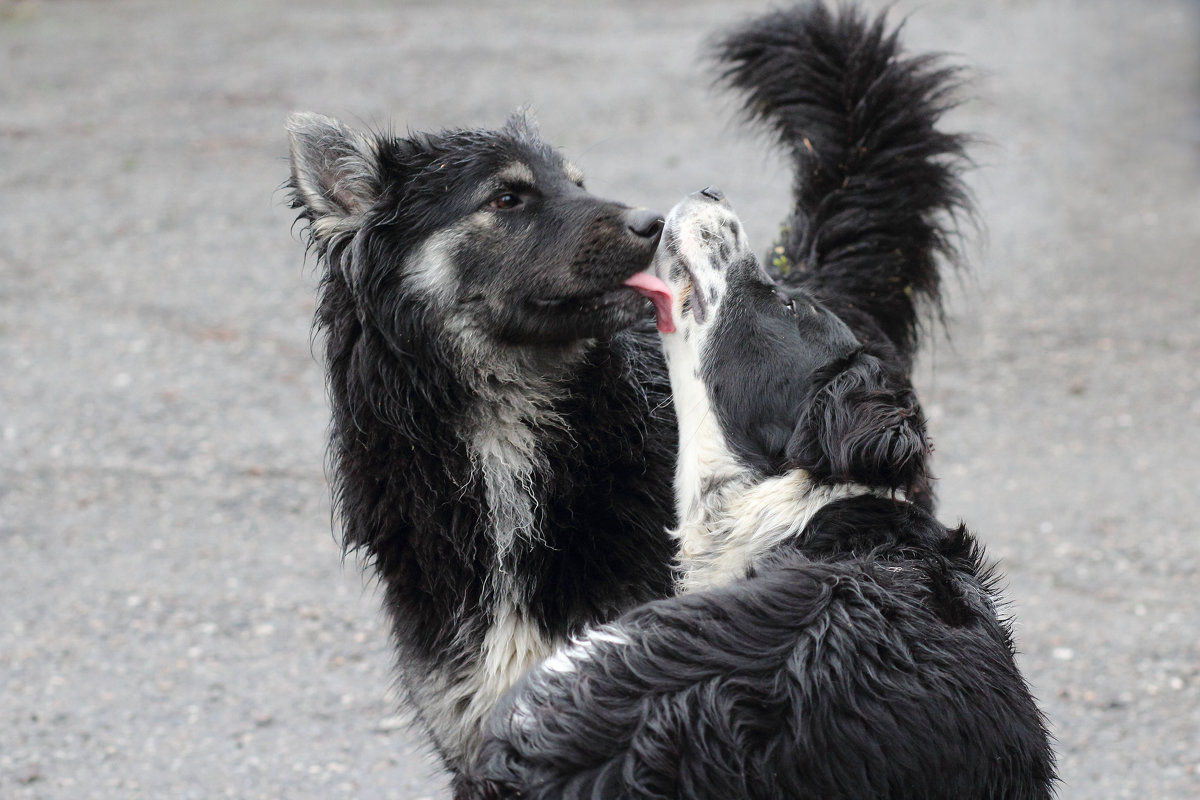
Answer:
[1,0,1197,797]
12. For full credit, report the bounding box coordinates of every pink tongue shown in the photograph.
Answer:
[623,272,675,333]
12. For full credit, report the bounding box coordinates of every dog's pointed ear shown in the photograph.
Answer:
[505,106,540,137]
[286,112,382,241]
[786,359,931,492]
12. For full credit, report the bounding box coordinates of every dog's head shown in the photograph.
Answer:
[287,112,663,350]
[634,189,930,492]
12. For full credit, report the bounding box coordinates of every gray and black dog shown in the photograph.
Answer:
[287,113,679,777]
[464,3,1055,798]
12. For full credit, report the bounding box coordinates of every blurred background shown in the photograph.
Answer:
[1,0,1197,797]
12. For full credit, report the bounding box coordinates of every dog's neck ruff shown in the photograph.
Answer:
[672,470,885,592]
[454,343,594,764]
[468,375,566,560]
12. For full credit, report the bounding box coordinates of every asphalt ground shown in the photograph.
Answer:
[1,0,1197,797]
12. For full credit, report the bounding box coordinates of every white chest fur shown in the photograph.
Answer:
[674,473,879,592]
[420,380,567,763]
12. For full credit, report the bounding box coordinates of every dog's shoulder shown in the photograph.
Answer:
[768,496,1003,631]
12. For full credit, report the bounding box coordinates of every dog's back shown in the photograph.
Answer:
[470,501,1054,799]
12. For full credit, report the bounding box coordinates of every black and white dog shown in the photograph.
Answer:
[467,190,1056,798]
[286,115,678,776]
[465,4,1056,798]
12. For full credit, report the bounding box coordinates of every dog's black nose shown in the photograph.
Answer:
[626,208,665,240]
[699,186,724,202]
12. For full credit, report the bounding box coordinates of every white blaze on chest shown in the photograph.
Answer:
[675,474,881,592]
[468,374,570,557]
[424,379,566,762]
[472,413,543,558]
[412,600,557,767]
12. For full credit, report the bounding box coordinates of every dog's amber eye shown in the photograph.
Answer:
[490,193,522,210]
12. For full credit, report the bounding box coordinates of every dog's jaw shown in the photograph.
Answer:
[651,193,746,337]
[660,316,745,541]
[648,194,746,560]
[651,193,764,585]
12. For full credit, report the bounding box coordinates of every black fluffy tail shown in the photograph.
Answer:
[711,2,972,362]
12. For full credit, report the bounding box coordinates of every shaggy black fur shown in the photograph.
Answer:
[467,502,1055,799]
[286,113,677,776]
